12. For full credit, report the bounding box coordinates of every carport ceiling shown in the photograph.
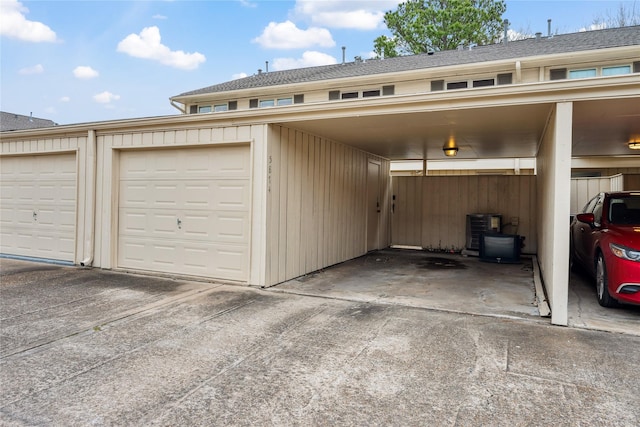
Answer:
[280,97,640,161]
[572,97,640,157]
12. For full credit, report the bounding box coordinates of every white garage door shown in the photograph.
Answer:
[118,145,251,281]
[0,153,77,262]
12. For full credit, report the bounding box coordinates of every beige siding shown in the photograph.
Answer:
[0,135,83,155]
[570,175,619,214]
[265,125,390,286]
[536,102,573,326]
[392,176,536,253]
[624,174,640,190]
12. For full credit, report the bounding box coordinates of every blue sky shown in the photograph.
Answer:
[1,0,636,125]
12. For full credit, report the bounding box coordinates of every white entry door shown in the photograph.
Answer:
[117,145,251,281]
[0,153,77,261]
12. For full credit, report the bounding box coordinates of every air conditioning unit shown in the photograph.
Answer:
[466,214,501,250]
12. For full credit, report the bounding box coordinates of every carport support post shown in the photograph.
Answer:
[537,102,572,326]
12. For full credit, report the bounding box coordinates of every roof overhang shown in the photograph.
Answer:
[3,75,639,163]
[169,45,640,105]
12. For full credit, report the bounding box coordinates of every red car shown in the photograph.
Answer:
[570,191,640,307]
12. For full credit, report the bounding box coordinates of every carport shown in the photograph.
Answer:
[272,78,640,326]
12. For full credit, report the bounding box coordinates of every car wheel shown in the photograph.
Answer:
[596,253,617,308]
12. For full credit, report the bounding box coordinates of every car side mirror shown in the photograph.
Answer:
[576,213,595,226]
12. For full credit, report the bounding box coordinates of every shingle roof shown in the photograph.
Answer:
[175,25,640,98]
[1,111,57,132]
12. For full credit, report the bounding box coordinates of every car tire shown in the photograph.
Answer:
[596,253,617,308]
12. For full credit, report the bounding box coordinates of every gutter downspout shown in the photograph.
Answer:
[81,129,96,267]
[170,99,186,114]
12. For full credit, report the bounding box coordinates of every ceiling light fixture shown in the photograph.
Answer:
[443,137,458,157]
[628,141,640,150]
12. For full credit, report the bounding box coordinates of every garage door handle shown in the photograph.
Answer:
[177,218,182,229]
[33,211,37,221]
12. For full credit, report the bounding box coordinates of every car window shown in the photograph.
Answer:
[609,194,640,225]
[593,199,603,226]
[583,195,599,213]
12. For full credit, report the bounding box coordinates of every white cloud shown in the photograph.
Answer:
[60,96,71,102]
[253,21,335,49]
[0,0,58,42]
[19,64,44,75]
[152,14,167,20]
[580,23,607,32]
[232,72,248,80]
[294,0,396,30]
[93,91,120,104]
[117,26,206,70]
[238,0,257,8]
[272,51,337,71]
[73,66,99,79]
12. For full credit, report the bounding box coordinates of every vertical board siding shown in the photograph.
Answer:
[569,175,620,214]
[624,174,640,190]
[393,175,537,253]
[266,125,390,286]
[1,136,82,155]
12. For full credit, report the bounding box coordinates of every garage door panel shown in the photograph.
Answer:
[118,237,248,280]
[120,146,250,180]
[120,179,250,211]
[119,208,249,243]
[1,180,75,206]
[0,153,76,262]
[1,154,76,179]
[214,181,250,210]
[36,206,76,230]
[119,209,180,238]
[118,146,250,281]
[1,228,75,259]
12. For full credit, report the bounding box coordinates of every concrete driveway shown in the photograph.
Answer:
[272,248,640,336]
[1,258,639,426]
